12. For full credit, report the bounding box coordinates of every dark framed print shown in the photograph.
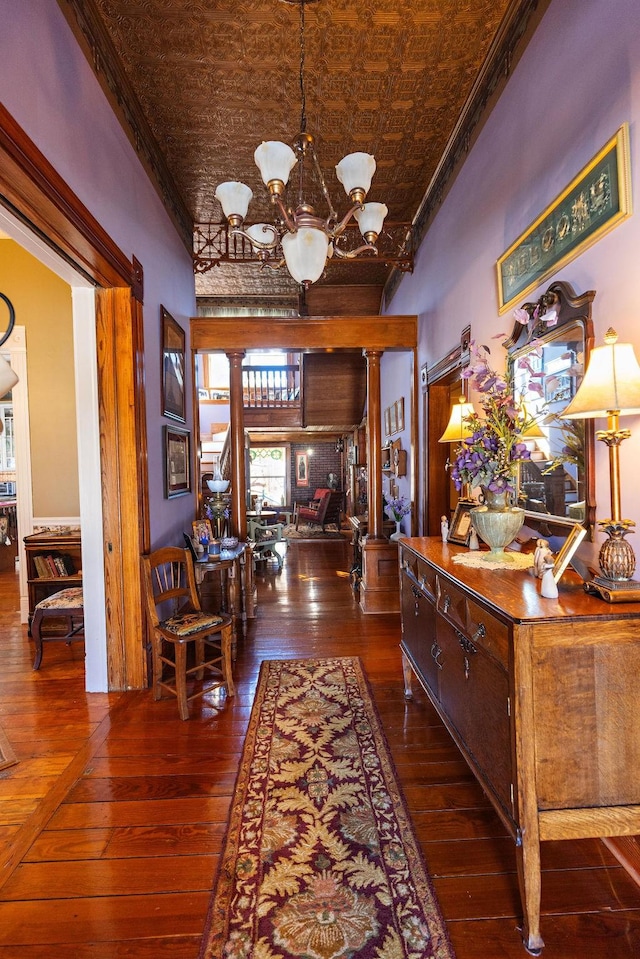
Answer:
[497,123,631,313]
[161,307,186,421]
[164,425,191,498]
[295,451,309,487]
[447,500,474,546]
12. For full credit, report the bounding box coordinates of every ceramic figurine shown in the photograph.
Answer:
[534,538,553,578]
[469,528,480,551]
[441,515,449,543]
[541,563,558,599]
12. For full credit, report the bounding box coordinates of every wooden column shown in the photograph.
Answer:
[226,350,247,540]
[358,349,400,613]
[364,349,384,540]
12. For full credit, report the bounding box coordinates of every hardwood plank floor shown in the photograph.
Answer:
[1,539,640,957]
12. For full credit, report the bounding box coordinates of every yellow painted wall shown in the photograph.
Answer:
[0,239,79,516]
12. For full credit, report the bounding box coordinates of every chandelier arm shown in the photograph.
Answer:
[270,195,298,234]
[228,225,280,251]
[310,144,338,223]
[329,202,367,239]
[331,242,378,260]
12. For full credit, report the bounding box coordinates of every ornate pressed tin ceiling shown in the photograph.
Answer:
[59,0,546,302]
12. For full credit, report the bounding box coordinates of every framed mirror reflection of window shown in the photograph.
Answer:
[504,280,596,540]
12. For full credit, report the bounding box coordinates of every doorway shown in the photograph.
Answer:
[0,207,107,689]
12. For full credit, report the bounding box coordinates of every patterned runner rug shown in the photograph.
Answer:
[0,721,18,771]
[283,523,346,540]
[200,657,455,959]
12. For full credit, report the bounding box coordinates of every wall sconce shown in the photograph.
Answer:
[0,293,19,399]
[439,396,475,501]
[562,327,640,601]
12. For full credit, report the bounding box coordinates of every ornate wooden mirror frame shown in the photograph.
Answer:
[504,279,596,539]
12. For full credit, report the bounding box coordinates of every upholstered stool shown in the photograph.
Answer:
[31,586,84,670]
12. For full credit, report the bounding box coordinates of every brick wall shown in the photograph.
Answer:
[290,442,343,510]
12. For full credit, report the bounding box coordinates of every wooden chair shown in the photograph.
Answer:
[293,488,332,530]
[141,546,234,720]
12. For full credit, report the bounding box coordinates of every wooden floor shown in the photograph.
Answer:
[1,539,640,957]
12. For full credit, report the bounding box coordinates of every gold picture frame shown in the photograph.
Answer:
[552,523,587,583]
[497,123,632,313]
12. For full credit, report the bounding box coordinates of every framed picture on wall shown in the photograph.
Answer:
[395,397,405,432]
[164,425,191,498]
[384,408,391,438]
[295,451,309,487]
[161,307,186,422]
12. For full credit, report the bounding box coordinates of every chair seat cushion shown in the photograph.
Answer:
[160,610,224,637]
[35,587,84,611]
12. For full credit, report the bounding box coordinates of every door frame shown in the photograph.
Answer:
[0,104,149,691]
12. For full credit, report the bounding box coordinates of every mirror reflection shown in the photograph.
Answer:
[505,281,595,535]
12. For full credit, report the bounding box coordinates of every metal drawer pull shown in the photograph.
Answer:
[431,642,444,669]
[457,631,477,656]
[443,594,451,613]
[471,623,486,644]
[411,585,421,600]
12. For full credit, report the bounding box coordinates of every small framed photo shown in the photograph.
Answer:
[389,404,398,434]
[384,407,391,438]
[295,451,309,487]
[192,519,213,545]
[395,397,405,432]
[161,307,186,422]
[447,501,474,546]
[164,425,191,498]
[552,523,587,583]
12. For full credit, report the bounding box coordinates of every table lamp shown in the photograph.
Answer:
[439,396,475,501]
[562,327,640,602]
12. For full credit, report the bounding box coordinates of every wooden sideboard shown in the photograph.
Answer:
[398,536,640,955]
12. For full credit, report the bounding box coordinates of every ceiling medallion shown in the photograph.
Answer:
[195,0,413,289]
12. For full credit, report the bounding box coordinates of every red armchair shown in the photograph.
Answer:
[293,488,332,530]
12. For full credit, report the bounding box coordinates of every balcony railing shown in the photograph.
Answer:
[242,365,300,410]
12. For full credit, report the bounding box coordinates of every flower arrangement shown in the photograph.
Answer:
[384,492,411,522]
[450,342,538,498]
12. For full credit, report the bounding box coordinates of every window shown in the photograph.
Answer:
[249,446,288,507]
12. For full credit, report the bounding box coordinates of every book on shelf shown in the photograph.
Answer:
[33,554,51,578]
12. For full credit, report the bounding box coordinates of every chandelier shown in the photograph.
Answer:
[211,0,395,288]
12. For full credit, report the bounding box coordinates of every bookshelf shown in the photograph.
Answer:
[24,530,82,628]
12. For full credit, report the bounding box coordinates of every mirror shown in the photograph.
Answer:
[505,280,595,538]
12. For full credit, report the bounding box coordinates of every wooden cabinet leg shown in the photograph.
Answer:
[401,650,414,699]
[515,833,545,955]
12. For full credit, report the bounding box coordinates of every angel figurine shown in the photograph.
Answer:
[441,515,449,543]
[533,538,554,579]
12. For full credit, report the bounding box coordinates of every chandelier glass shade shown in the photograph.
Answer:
[212,1,391,288]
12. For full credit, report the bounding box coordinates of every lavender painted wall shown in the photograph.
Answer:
[386,0,640,543]
[0,0,196,547]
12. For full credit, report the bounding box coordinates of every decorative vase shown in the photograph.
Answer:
[470,487,524,559]
[390,520,405,542]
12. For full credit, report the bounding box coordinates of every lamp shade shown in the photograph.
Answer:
[281,228,329,285]
[335,152,376,197]
[0,355,18,399]
[254,141,297,187]
[215,181,253,220]
[439,397,475,443]
[562,328,640,418]
[354,202,388,240]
